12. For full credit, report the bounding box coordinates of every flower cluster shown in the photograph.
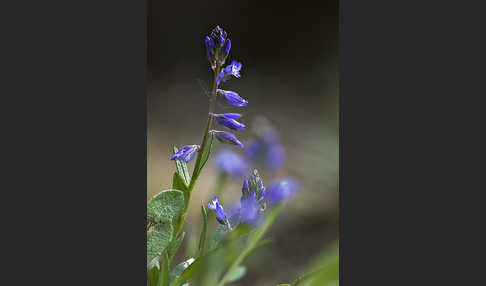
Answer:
[206,26,247,150]
[205,25,231,70]
[170,26,247,163]
[207,169,299,228]
[239,169,267,224]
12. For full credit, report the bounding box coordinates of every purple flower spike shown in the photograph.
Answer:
[170,145,200,162]
[266,178,300,205]
[215,149,250,178]
[217,89,248,107]
[207,196,229,227]
[210,130,244,148]
[217,61,242,85]
[205,36,216,62]
[209,113,245,131]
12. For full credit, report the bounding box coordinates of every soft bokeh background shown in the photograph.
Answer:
[148,0,338,284]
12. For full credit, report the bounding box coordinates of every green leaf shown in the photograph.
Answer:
[169,257,201,286]
[208,224,229,251]
[147,223,173,265]
[147,257,160,286]
[147,189,185,224]
[169,257,195,282]
[173,147,191,187]
[208,213,241,251]
[226,265,246,283]
[195,133,213,176]
[246,238,273,258]
[173,173,188,193]
[160,251,170,286]
[294,244,339,286]
[198,205,208,257]
[168,232,185,261]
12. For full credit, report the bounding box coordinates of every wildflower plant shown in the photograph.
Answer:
[147,26,299,286]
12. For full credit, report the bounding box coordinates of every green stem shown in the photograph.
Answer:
[171,62,221,253]
[216,205,282,286]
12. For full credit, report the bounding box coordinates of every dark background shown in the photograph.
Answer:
[148,0,339,284]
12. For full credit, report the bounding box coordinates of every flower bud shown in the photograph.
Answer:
[170,145,200,162]
[209,113,245,130]
[210,130,244,148]
[217,89,248,107]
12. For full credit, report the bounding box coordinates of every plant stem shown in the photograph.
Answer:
[189,62,221,191]
[171,62,221,247]
[217,204,284,286]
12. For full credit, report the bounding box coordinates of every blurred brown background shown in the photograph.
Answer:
[148,0,338,284]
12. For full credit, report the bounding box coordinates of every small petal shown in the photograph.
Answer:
[217,61,242,85]
[217,89,248,107]
[170,145,200,162]
[266,178,300,205]
[242,179,250,195]
[205,36,216,62]
[207,196,228,226]
[207,196,219,210]
[222,38,231,57]
[210,130,244,148]
[216,116,245,130]
[215,203,227,225]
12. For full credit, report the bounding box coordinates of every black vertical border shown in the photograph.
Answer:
[1,0,147,284]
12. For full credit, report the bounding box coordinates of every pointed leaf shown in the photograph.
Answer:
[198,205,208,256]
[147,257,160,286]
[160,251,170,286]
[169,257,195,282]
[169,257,202,286]
[195,133,213,176]
[147,189,185,224]
[173,147,191,187]
[147,223,173,265]
[226,265,246,283]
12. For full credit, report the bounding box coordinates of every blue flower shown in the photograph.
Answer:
[266,178,300,205]
[239,170,267,224]
[217,89,248,107]
[209,113,245,130]
[221,38,231,59]
[266,145,286,171]
[240,189,259,223]
[210,26,227,46]
[215,149,250,178]
[217,61,242,85]
[205,36,216,63]
[207,196,229,227]
[206,26,231,65]
[170,145,200,162]
[210,130,244,148]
